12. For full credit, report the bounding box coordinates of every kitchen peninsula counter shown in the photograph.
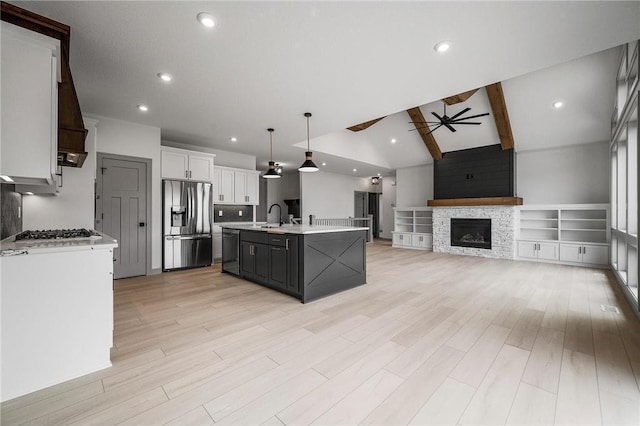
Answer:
[0,232,117,401]
[222,225,368,303]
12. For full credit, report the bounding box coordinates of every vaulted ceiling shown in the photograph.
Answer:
[13,1,640,177]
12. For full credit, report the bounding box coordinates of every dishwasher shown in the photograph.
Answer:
[222,228,240,275]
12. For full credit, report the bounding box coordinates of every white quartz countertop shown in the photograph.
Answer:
[0,232,118,256]
[221,224,369,235]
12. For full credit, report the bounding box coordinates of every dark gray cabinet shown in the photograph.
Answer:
[240,232,269,284]
[268,235,299,295]
[238,229,366,303]
[240,241,269,283]
[240,231,299,295]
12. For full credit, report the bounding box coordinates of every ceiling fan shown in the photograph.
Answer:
[410,103,490,135]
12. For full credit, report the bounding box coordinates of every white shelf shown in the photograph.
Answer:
[393,207,433,250]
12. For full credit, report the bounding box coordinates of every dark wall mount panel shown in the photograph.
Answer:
[434,144,515,199]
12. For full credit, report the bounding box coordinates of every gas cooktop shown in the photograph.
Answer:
[15,228,101,241]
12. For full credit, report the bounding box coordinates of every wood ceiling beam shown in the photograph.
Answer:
[346,116,386,132]
[441,89,479,106]
[406,107,442,160]
[485,82,514,150]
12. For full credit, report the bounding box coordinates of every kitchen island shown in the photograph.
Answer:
[222,224,368,303]
[0,231,117,402]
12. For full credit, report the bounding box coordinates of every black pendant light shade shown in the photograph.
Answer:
[298,112,319,172]
[263,128,281,179]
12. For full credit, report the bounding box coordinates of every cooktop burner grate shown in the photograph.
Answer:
[15,228,101,241]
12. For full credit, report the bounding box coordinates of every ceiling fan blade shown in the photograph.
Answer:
[443,123,457,132]
[452,112,490,121]
[425,124,443,135]
[449,107,471,120]
[431,112,444,121]
[453,122,482,125]
[409,124,439,132]
[408,121,442,124]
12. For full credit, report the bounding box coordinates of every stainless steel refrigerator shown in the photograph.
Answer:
[163,180,212,271]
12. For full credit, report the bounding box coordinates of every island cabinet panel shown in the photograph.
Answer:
[235,228,366,302]
[300,230,367,303]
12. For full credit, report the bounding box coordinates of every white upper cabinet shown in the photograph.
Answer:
[214,166,260,205]
[214,167,235,203]
[188,153,215,182]
[161,147,214,182]
[1,22,61,185]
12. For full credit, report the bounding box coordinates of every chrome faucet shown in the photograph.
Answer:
[268,203,283,226]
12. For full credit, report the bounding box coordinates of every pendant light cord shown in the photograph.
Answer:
[270,131,273,160]
[307,116,310,151]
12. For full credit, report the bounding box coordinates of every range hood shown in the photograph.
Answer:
[1,1,87,168]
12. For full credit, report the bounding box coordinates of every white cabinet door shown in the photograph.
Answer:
[161,150,189,180]
[538,242,559,261]
[213,233,223,261]
[245,172,259,205]
[234,171,248,203]
[582,244,608,265]
[219,169,235,203]
[393,233,411,247]
[559,244,582,263]
[188,154,214,182]
[517,241,538,259]
[411,234,431,249]
[1,24,59,184]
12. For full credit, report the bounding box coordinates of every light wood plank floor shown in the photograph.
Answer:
[3,242,640,425]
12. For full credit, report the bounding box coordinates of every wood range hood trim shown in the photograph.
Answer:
[427,197,523,207]
[1,1,88,168]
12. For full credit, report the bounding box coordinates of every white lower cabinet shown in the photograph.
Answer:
[393,232,432,250]
[393,232,411,247]
[559,243,608,266]
[411,233,432,249]
[213,232,222,261]
[518,241,559,261]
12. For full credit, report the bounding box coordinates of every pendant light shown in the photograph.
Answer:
[298,112,319,172]
[263,128,281,179]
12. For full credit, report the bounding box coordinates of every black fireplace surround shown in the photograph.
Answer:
[451,218,492,250]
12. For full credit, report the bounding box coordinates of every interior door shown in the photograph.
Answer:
[98,155,148,279]
[354,191,367,218]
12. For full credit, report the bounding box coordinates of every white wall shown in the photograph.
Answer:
[93,116,162,271]
[396,164,433,207]
[162,140,256,170]
[517,141,609,204]
[300,171,377,220]
[380,175,396,239]
[266,172,301,223]
[22,118,98,230]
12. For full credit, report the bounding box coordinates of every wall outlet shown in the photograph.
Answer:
[238,210,243,216]
[218,210,223,216]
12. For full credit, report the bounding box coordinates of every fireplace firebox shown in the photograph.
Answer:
[451,218,492,249]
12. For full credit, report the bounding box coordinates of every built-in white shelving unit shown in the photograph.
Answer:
[517,204,610,266]
[392,207,433,250]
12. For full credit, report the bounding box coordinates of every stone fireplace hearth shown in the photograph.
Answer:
[433,206,516,259]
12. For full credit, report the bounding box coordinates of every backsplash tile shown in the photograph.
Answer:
[213,204,253,223]
[1,184,22,239]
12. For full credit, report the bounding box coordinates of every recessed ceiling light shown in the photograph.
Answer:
[230,137,237,142]
[157,72,172,82]
[322,162,326,166]
[197,12,215,28]
[24,191,34,195]
[553,101,564,109]
[137,104,149,112]
[391,138,397,144]
[434,40,451,53]
[377,173,381,176]
[353,168,357,172]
